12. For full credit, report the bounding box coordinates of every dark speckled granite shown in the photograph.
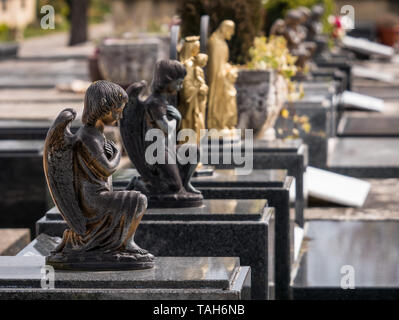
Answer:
[0,119,80,140]
[0,140,50,235]
[111,168,294,300]
[0,252,251,300]
[198,139,307,228]
[276,95,332,169]
[36,200,274,300]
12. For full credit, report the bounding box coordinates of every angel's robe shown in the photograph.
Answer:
[53,125,145,254]
[206,31,235,130]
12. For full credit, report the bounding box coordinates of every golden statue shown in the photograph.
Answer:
[178,36,208,144]
[206,20,238,136]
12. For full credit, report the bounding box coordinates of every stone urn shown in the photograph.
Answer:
[236,69,288,140]
[98,37,169,88]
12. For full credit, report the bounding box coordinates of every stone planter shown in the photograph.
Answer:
[236,69,288,140]
[98,37,169,87]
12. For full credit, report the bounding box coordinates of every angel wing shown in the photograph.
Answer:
[120,81,152,181]
[43,108,86,236]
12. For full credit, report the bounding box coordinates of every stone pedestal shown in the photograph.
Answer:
[276,96,332,168]
[200,139,307,228]
[0,140,50,235]
[314,58,352,91]
[37,199,273,300]
[0,250,250,300]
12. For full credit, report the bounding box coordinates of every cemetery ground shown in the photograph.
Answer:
[1,24,399,300]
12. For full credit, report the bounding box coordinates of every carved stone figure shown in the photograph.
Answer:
[120,60,203,208]
[270,9,314,70]
[178,37,208,144]
[206,20,238,135]
[44,80,154,270]
[306,4,325,41]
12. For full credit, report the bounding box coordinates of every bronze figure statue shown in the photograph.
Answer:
[270,9,315,70]
[306,4,325,42]
[44,80,154,270]
[206,20,238,136]
[120,60,203,208]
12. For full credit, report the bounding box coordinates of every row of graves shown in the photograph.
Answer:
[0,4,398,300]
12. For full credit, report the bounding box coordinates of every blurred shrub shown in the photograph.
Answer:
[178,0,265,65]
[263,0,335,35]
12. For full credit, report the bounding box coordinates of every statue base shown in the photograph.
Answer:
[46,251,155,271]
[126,176,204,208]
[194,164,215,177]
[146,192,203,208]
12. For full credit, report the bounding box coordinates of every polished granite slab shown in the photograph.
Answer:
[197,139,307,228]
[1,238,250,299]
[42,199,268,223]
[0,119,80,140]
[293,220,399,299]
[36,202,273,300]
[113,168,287,189]
[0,140,44,154]
[328,137,399,177]
[110,168,294,300]
[338,115,399,137]
[276,95,333,168]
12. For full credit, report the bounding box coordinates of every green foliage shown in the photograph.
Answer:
[247,36,298,78]
[89,0,111,24]
[178,0,265,65]
[0,24,13,43]
[263,0,335,35]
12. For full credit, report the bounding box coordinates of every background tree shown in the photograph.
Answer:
[68,0,89,46]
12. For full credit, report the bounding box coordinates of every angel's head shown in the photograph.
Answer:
[83,80,128,126]
[151,60,186,95]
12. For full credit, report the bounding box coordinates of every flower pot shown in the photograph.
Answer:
[235,69,287,140]
[98,37,168,87]
[377,25,399,47]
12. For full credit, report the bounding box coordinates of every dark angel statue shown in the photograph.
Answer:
[120,60,203,208]
[43,80,154,270]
